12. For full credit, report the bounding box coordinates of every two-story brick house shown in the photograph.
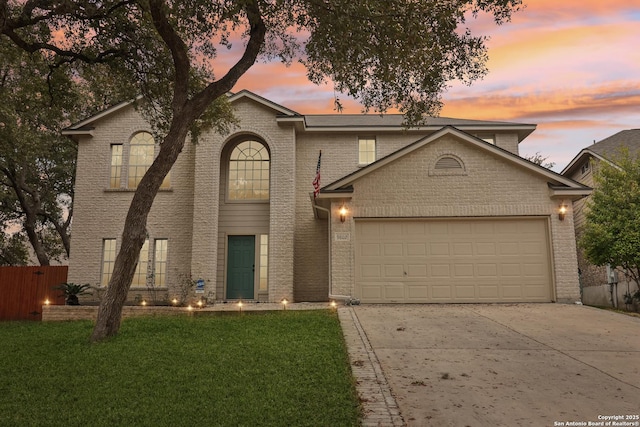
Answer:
[561,129,640,307]
[64,90,590,304]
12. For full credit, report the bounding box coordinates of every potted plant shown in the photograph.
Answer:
[56,282,92,305]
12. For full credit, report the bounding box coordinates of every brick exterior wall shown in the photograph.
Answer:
[68,105,195,303]
[191,98,295,302]
[327,135,580,302]
[69,95,580,305]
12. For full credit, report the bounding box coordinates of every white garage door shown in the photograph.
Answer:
[355,218,553,303]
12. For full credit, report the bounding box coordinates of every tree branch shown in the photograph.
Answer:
[146,0,190,110]
[193,0,266,116]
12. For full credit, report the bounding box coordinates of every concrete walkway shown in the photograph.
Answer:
[338,307,404,427]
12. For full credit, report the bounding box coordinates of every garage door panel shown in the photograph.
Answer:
[431,264,451,277]
[407,285,429,300]
[477,264,498,277]
[431,285,452,300]
[521,242,544,255]
[361,264,381,278]
[384,264,404,278]
[453,242,473,255]
[355,218,553,303]
[360,284,383,301]
[501,264,521,276]
[407,265,427,277]
[477,242,497,255]
[478,285,499,298]
[361,243,381,256]
[499,242,519,255]
[384,284,405,300]
[430,243,450,255]
[455,285,476,298]
[407,243,427,256]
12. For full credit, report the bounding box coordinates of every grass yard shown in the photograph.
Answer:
[0,310,361,426]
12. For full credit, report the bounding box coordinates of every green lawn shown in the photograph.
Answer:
[0,310,361,426]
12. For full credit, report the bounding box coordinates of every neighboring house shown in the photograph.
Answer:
[561,129,640,307]
[63,90,591,305]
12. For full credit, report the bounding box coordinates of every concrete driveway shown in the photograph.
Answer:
[350,304,640,426]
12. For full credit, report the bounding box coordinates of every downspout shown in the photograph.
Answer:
[312,202,353,302]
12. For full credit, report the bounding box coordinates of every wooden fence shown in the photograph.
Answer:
[0,266,68,321]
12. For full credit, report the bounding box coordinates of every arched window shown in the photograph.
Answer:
[128,132,155,188]
[228,140,270,200]
[127,132,169,189]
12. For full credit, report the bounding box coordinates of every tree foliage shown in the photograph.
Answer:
[580,148,640,291]
[1,0,523,341]
[0,227,28,265]
[0,38,81,265]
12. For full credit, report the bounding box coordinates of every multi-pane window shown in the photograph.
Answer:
[358,137,376,165]
[128,132,155,188]
[125,132,170,189]
[259,235,268,292]
[228,140,270,200]
[101,239,117,286]
[100,238,168,288]
[154,239,168,287]
[110,145,123,188]
[132,239,149,287]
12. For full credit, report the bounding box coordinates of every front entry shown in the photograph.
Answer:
[227,235,255,300]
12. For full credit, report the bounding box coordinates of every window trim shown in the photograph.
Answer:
[358,137,376,165]
[226,139,270,202]
[100,239,117,287]
[106,131,171,191]
[109,144,123,189]
[128,132,155,189]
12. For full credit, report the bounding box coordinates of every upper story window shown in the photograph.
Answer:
[128,132,155,188]
[108,131,170,190]
[581,162,590,175]
[110,145,123,188]
[474,134,495,145]
[228,140,270,200]
[359,137,376,165]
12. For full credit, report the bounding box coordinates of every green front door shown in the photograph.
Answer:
[227,235,255,300]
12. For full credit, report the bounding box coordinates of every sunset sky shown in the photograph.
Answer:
[228,0,640,171]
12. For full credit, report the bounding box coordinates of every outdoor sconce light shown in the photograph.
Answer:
[559,204,568,221]
[339,206,348,223]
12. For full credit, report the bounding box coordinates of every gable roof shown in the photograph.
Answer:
[561,129,640,176]
[317,126,590,197]
[62,89,300,137]
[227,90,300,116]
[62,96,144,136]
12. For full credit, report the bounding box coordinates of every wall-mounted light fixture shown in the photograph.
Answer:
[559,203,568,221]
[339,206,348,223]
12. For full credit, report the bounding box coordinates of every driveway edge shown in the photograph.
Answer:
[338,307,404,427]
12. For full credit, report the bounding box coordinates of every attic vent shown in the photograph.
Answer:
[435,156,463,170]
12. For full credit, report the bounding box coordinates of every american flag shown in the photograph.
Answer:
[312,150,322,198]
